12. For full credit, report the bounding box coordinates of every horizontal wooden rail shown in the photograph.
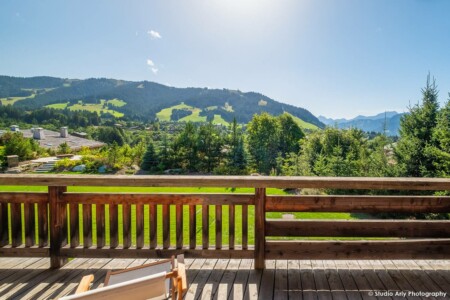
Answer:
[60,247,254,259]
[2,174,450,190]
[265,239,450,259]
[266,195,450,213]
[0,192,47,203]
[61,193,254,205]
[266,219,450,238]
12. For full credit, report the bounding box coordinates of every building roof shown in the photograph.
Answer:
[6,129,105,151]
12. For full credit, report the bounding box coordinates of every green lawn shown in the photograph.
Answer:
[2,186,369,247]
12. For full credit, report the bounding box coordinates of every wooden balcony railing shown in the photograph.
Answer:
[0,174,449,269]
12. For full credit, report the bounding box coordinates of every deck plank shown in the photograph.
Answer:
[334,259,362,300]
[287,260,303,300]
[273,260,288,300]
[299,260,318,300]
[367,260,405,300]
[11,258,91,300]
[397,260,446,299]
[185,258,216,300]
[346,260,376,300]
[242,259,262,300]
[200,258,227,300]
[213,259,240,300]
[44,258,113,299]
[413,260,450,294]
[381,260,421,300]
[425,260,450,284]
[258,260,275,300]
[229,259,252,300]
[311,260,332,300]
[0,258,448,300]
[0,258,50,299]
[322,260,346,300]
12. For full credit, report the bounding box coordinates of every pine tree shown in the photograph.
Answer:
[140,141,158,171]
[396,75,440,177]
[226,118,247,174]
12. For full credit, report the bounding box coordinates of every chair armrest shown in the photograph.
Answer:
[177,261,187,293]
[75,274,94,294]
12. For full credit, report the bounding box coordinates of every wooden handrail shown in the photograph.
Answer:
[2,174,450,190]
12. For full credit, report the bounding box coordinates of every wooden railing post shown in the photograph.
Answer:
[49,186,68,269]
[254,187,266,269]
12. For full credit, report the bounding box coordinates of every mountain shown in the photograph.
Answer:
[0,75,324,129]
[319,111,405,135]
[318,116,347,125]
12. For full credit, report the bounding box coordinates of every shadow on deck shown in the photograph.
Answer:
[0,258,448,300]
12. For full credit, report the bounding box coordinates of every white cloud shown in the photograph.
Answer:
[146,59,158,74]
[148,30,162,39]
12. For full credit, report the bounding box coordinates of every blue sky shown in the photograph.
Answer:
[1,0,450,119]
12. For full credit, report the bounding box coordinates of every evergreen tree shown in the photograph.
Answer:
[141,141,159,171]
[425,98,450,176]
[196,122,224,172]
[172,122,198,171]
[226,118,247,174]
[158,133,172,171]
[396,75,440,177]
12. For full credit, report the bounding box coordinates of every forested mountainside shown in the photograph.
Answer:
[0,76,324,128]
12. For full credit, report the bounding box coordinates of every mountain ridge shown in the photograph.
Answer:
[319,111,405,135]
[0,75,324,128]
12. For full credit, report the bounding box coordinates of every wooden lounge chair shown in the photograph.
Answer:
[60,255,187,300]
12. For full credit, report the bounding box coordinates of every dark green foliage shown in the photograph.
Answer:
[171,109,192,121]
[0,76,65,97]
[226,118,247,174]
[196,122,224,172]
[172,122,198,171]
[0,132,44,161]
[92,127,127,146]
[395,75,440,177]
[247,113,304,174]
[141,141,159,171]
[247,113,281,174]
[278,113,304,155]
[57,142,71,155]
[0,105,100,128]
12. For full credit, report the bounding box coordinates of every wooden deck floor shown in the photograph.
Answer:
[0,258,448,300]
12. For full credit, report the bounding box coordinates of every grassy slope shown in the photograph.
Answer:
[46,99,125,117]
[156,103,317,129]
[286,113,319,130]
[0,93,36,105]
[47,102,69,109]
[179,108,207,122]
[4,185,365,246]
[156,103,192,121]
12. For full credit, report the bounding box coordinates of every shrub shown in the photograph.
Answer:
[54,158,78,171]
